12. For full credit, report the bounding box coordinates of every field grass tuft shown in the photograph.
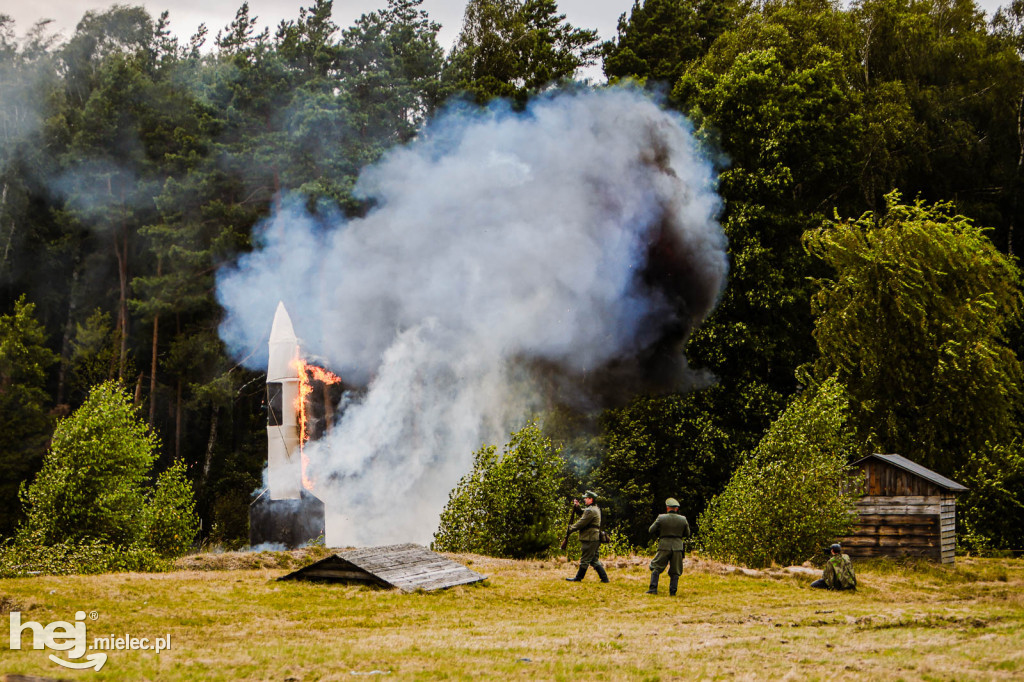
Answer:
[1,553,1022,680]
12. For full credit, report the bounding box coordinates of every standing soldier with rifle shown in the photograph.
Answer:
[647,497,691,595]
[562,491,609,583]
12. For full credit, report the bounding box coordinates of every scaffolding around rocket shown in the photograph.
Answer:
[249,302,325,548]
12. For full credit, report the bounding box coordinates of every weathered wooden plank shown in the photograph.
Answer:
[855,514,936,526]
[280,544,487,591]
[376,564,466,582]
[395,566,480,586]
[857,495,943,505]
[297,569,376,580]
[844,535,938,548]
[851,501,937,512]
[851,526,939,537]
[845,546,939,558]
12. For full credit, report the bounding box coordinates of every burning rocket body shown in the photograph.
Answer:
[250,301,326,548]
[266,302,302,499]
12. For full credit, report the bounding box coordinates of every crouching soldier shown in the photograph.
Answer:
[565,491,609,583]
[811,543,857,590]
[647,498,691,595]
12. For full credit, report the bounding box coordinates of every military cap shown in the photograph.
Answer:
[583,490,598,499]
[665,498,680,507]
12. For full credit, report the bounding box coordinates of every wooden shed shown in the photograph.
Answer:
[279,543,487,592]
[841,453,967,564]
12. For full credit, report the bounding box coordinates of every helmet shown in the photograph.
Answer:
[830,543,842,553]
[665,498,680,508]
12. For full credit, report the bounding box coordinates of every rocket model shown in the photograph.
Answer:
[249,301,325,548]
[266,301,302,500]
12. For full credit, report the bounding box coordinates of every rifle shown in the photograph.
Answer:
[559,498,580,551]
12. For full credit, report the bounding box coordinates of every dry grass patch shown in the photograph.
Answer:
[0,552,1021,680]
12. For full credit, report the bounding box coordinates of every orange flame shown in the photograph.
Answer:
[295,359,342,490]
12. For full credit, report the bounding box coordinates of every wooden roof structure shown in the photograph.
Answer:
[843,454,967,564]
[851,453,968,494]
[279,543,487,592]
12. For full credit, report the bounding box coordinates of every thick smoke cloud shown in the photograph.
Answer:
[216,88,728,546]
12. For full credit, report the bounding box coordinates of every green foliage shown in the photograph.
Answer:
[603,0,743,84]
[19,381,159,547]
[803,193,1023,476]
[593,386,740,546]
[16,381,199,571]
[0,296,57,536]
[957,443,1024,552]
[146,459,200,558]
[0,539,167,578]
[434,422,567,558]
[698,378,860,568]
[66,308,119,401]
[442,0,600,105]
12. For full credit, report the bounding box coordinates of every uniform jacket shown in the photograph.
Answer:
[822,553,857,590]
[649,511,691,551]
[569,504,602,542]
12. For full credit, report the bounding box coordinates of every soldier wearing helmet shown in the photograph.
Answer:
[646,497,691,595]
[565,491,609,583]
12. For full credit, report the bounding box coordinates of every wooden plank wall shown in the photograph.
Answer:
[864,461,942,497]
[940,495,956,564]
[841,496,942,560]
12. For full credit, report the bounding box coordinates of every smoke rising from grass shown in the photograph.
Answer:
[216,88,728,546]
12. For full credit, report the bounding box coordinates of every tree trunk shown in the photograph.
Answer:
[1009,91,1024,256]
[112,180,130,382]
[149,313,159,426]
[175,378,183,460]
[0,182,13,276]
[56,268,80,406]
[148,259,162,426]
[202,407,219,491]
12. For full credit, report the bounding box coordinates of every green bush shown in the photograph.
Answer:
[698,378,860,568]
[19,381,160,547]
[12,381,199,574]
[957,443,1024,553]
[434,422,567,558]
[0,538,167,578]
[146,459,201,558]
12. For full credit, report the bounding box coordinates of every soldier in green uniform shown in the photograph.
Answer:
[646,498,691,595]
[811,543,857,590]
[565,491,609,583]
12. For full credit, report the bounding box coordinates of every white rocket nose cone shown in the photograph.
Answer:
[268,302,299,382]
[269,301,297,345]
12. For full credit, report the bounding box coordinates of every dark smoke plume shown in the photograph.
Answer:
[216,88,728,545]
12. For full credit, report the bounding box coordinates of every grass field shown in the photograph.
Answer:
[1,551,1023,681]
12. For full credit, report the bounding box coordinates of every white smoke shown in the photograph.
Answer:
[216,87,728,546]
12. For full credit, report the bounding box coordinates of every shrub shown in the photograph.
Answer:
[146,459,201,558]
[957,443,1024,553]
[698,377,860,568]
[434,422,567,558]
[0,538,167,578]
[13,381,199,574]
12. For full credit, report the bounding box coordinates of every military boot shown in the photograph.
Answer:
[595,564,610,583]
[669,575,679,596]
[565,565,587,582]
[645,572,659,595]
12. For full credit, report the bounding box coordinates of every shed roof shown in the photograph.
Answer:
[279,543,487,592]
[851,453,968,493]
